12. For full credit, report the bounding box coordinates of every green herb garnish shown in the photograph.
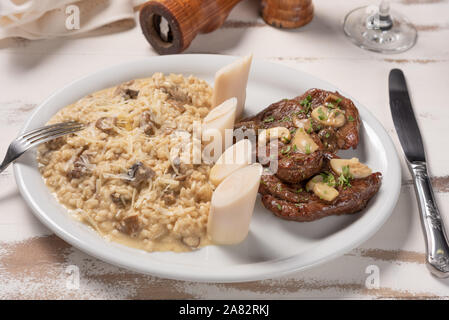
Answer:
[281,146,291,155]
[338,165,352,188]
[263,116,275,123]
[348,115,354,122]
[317,107,327,121]
[326,102,335,110]
[305,143,311,154]
[320,172,336,187]
[300,95,313,113]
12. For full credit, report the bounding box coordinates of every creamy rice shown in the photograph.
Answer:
[37,73,215,252]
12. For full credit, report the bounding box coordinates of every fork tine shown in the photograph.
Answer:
[25,126,84,147]
[21,122,84,143]
[18,121,80,140]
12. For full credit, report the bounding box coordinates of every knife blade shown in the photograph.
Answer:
[389,68,449,278]
[389,68,425,162]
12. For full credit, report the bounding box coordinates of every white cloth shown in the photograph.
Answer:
[0,0,146,40]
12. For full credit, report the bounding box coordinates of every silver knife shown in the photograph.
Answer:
[389,68,449,278]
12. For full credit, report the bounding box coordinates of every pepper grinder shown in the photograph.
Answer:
[261,0,314,29]
[139,0,242,55]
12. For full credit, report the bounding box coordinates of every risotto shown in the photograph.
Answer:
[37,73,215,252]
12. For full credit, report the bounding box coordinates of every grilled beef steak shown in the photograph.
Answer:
[258,155,382,222]
[235,88,361,152]
[260,172,382,222]
[234,88,380,222]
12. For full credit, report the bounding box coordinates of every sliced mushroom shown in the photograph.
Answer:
[120,215,141,235]
[162,192,177,205]
[140,111,161,136]
[95,117,117,134]
[67,153,92,180]
[182,236,200,248]
[114,80,135,96]
[127,162,155,188]
[110,192,131,208]
[123,88,139,100]
[158,85,192,104]
[114,82,139,100]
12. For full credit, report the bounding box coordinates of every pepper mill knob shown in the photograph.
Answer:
[261,0,314,29]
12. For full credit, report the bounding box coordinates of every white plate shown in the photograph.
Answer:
[14,55,401,283]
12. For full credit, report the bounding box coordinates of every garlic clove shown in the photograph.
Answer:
[306,175,324,192]
[330,158,372,179]
[212,55,253,119]
[258,127,291,145]
[209,139,252,186]
[313,182,339,202]
[202,97,237,157]
[311,105,346,128]
[292,116,313,132]
[290,128,319,154]
[207,163,262,245]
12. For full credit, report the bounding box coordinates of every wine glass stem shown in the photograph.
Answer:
[379,0,390,16]
[367,0,393,31]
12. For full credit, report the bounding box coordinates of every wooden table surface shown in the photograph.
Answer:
[1,0,448,299]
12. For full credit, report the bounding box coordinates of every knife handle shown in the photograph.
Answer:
[408,161,449,278]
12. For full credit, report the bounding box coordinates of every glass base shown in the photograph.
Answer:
[343,6,417,54]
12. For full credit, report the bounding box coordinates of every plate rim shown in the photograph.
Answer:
[13,54,401,283]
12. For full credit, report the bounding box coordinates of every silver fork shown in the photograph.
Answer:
[0,121,85,173]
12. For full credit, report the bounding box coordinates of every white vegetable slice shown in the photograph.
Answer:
[202,97,237,156]
[212,54,253,119]
[209,139,252,186]
[207,163,262,245]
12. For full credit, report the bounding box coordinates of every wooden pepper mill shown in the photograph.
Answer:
[139,0,314,55]
[261,0,313,29]
[139,0,242,55]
